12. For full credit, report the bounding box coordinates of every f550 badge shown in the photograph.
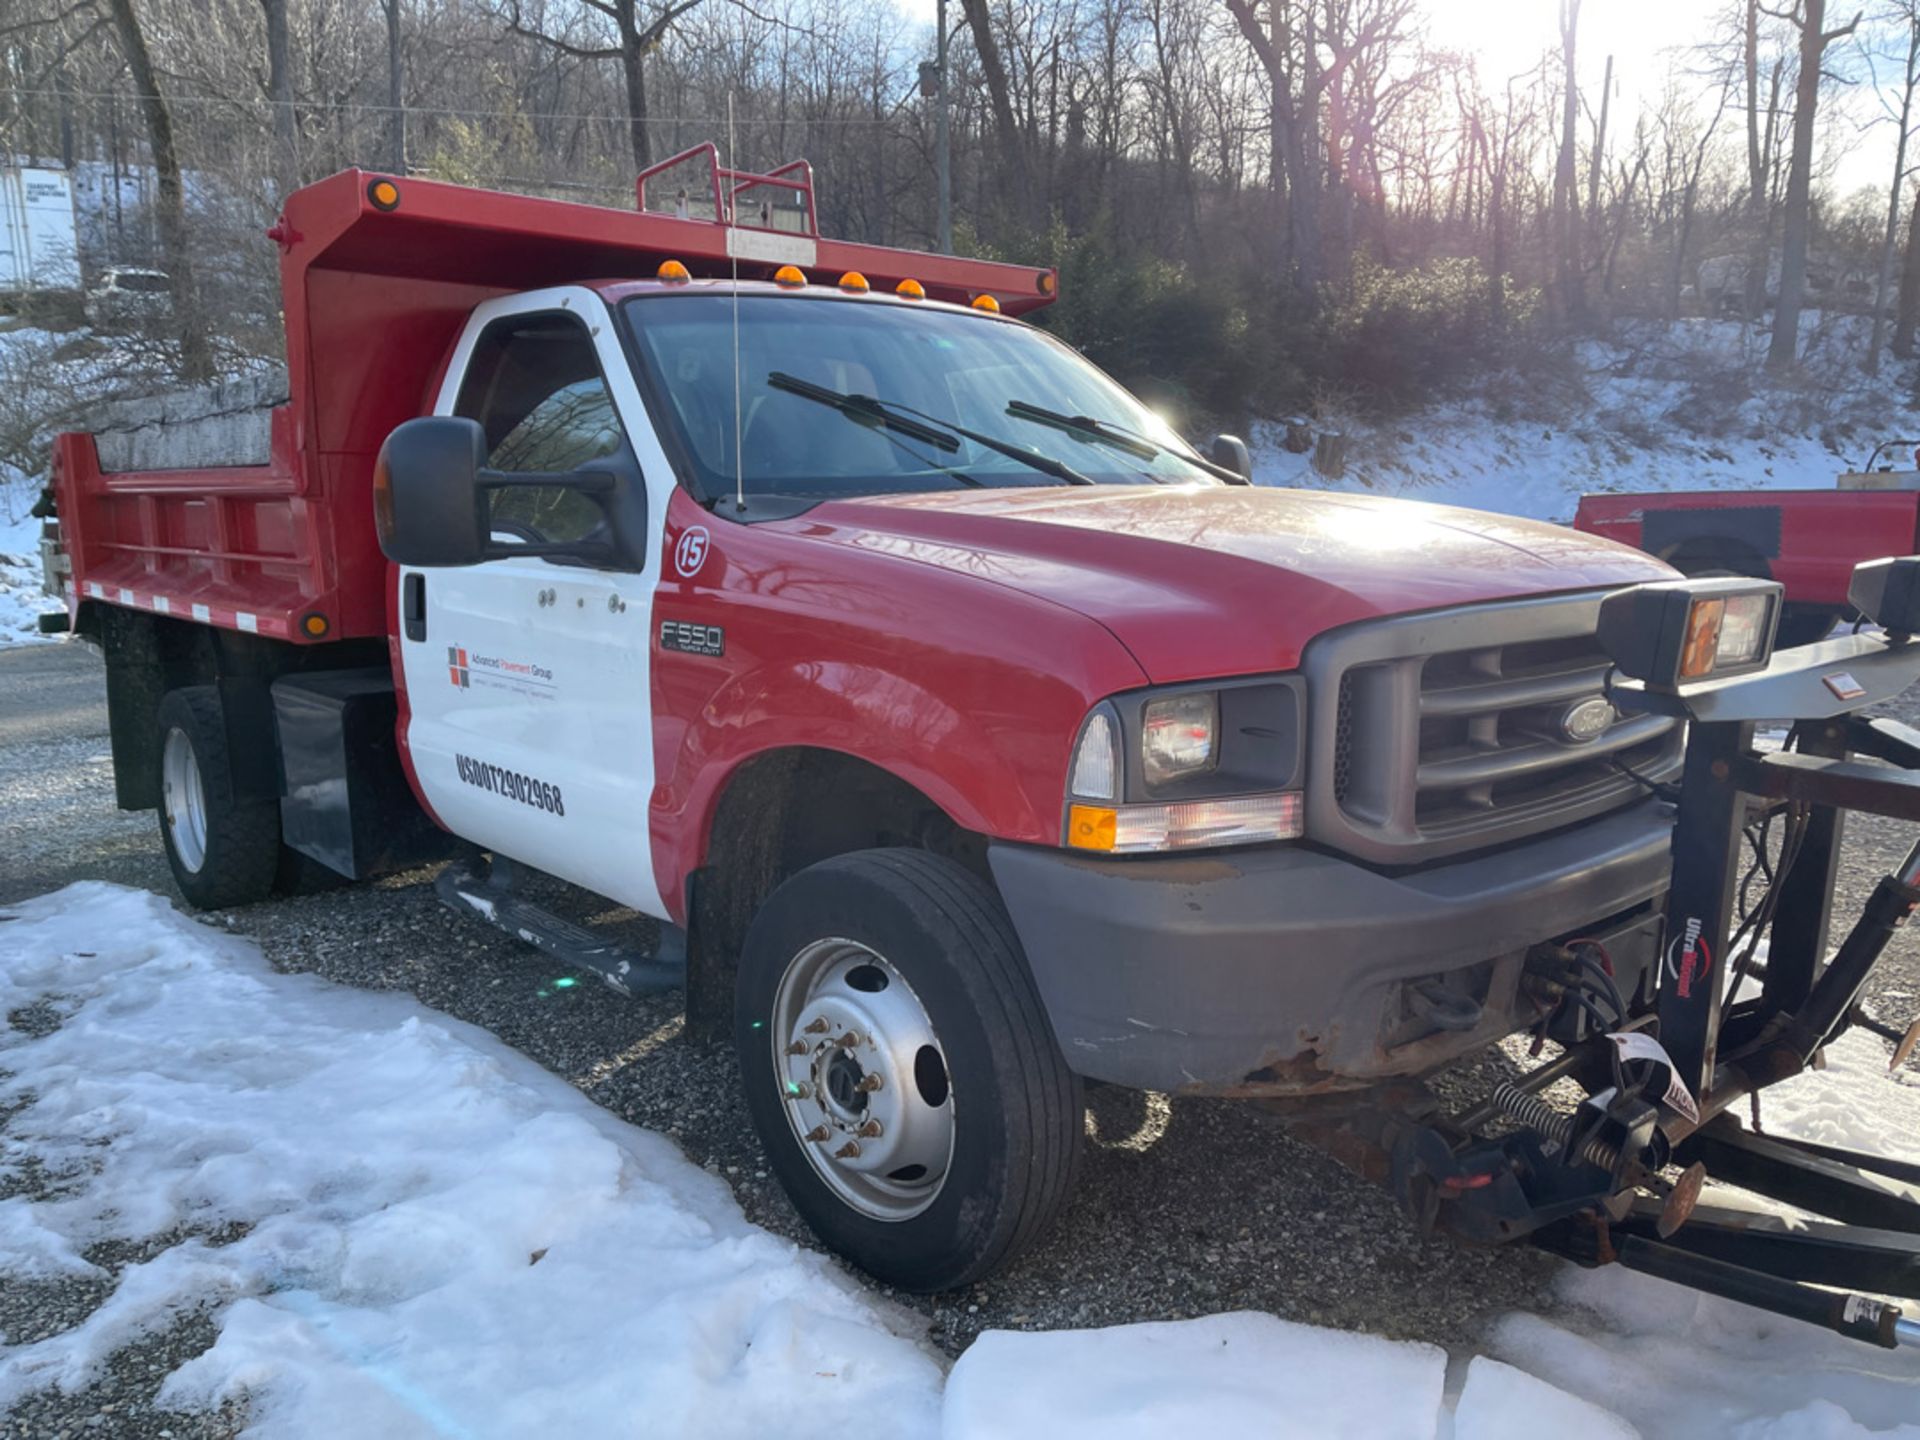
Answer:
[659,618,724,657]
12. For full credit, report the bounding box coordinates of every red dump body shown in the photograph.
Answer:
[52,167,1058,642]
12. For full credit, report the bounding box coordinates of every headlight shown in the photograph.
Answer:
[1848,555,1920,635]
[1597,577,1782,689]
[1142,693,1217,785]
[1062,680,1305,854]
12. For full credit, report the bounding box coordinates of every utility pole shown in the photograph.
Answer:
[936,0,952,254]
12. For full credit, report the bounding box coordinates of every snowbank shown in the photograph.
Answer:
[2,885,1916,1438]
[0,506,62,647]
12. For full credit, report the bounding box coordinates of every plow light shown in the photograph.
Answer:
[1848,556,1920,637]
[1597,577,1782,690]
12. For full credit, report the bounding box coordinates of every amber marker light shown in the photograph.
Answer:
[896,278,926,299]
[1679,597,1726,680]
[657,259,691,283]
[838,271,870,294]
[367,178,401,211]
[773,264,807,288]
[971,294,1002,313]
[301,612,330,639]
[1067,804,1119,852]
[1037,271,1057,295]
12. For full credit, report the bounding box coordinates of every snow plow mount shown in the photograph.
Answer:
[1378,563,1920,1351]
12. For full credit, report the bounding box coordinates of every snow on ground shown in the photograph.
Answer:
[0,504,63,646]
[3,885,1916,1437]
[1250,312,1920,525]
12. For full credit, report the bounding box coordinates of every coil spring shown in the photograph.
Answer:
[1490,1082,1622,1171]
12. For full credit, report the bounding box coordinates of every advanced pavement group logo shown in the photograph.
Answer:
[448,646,470,688]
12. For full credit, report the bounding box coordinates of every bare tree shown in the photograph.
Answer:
[1865,0,1920,369]
[1769,0,1860,370]
[104,0,213,381]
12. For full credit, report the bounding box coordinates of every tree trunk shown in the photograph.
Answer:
[618,0,651,173]
[105,0,213,383]
[384,0,405,173]
[1870,22,1918,373]
[260,0,296,194]
[959,0,1032,225]
[1744,0,1769,319]
[1769,0,1828,370]
[1894,183,1920,357]
[1553,0,1586,327]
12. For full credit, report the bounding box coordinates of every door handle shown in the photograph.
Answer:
[403,572,427,642]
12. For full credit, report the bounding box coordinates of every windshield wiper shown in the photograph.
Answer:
[768,372,1095,486]
[1005,399,1247,484]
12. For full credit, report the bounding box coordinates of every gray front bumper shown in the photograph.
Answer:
[987,797,1673,1093]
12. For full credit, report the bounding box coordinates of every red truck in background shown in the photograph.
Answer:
[45,158,1688,1293]
[1574,445,1920,647]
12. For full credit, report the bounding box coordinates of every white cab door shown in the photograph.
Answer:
[397,287,674,917]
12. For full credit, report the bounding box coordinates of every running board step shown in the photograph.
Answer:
[435,864,685,996]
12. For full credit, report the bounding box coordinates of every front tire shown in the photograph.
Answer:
[156,687,281,910]
[735,849,1081,1292]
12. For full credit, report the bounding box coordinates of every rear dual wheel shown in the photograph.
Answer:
[157,687,282,909]
[735,849,1082,1292]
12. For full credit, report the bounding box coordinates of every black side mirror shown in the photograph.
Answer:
[376,417,488,567]
[1208,433,1254,483]
[376,416,620,568]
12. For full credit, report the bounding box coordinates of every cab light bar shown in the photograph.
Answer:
[1068,792,1303,854]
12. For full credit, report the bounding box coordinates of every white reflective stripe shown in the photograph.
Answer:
[236,612,258,633]
[118,587,134,604]
[152,596,170,613]
[724,227,817,268]
[86,581,103,598]
[191,603,211,622]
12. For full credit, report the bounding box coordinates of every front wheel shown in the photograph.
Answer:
[735,849,1081,1292]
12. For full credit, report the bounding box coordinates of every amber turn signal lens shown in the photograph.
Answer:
[971,294,1001,313]
[838,271,870,293]
[1037,270,1057,295]
[1679,597,1726,679]
[1067,804,1118,852]
[301,612,330,638]
[367,178,401,211]
[657,259,691,283]
[773,264,807,288]
[896,278,926,299]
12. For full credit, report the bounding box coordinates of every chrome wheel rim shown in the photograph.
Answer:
[771,938,954,1221]
[161,727,208,873]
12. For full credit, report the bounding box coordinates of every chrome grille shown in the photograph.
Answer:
[1304,594,1682,864]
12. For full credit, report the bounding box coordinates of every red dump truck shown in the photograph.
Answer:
[48,158,1685,1291]
[1574,446,1920,646]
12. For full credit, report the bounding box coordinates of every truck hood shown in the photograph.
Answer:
[794,484,1675,682]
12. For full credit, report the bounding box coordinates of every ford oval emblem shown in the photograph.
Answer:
[1560,696,1616,745]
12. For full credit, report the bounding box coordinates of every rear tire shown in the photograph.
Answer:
[156,687,281,910]
[735,849,1081,1292]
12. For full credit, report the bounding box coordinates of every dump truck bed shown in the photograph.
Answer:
[53,167,1058,644]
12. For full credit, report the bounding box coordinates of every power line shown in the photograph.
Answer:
[5,84,920,127]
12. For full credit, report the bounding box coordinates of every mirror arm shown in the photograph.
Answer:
[476,467,618,495]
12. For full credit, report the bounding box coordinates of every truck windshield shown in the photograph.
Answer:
[624,294,1218,499]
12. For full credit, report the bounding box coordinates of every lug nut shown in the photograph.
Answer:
[785,1040,809,1056]
[835,1031,862,1050]
[833,1141,862,1159]
[856,1119,883,1138]
[855,1073,884,1093]
[786,1082,813,1101]
[804,1017,830,1035]
[804,1125,831,1142]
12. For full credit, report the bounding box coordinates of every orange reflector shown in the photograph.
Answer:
[773,264,807,288]
[1067,804,1118,852]
[367,178,400,211]
[896,278,926,300]
[1680,597,1726,679]
[301,612,330,638]
[1037,271,1057,295]
[971,294,1001,313]
[838,271,870,294]
[657,259,691,283]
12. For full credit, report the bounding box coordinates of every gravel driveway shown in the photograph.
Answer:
[3,640,1915,1438]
